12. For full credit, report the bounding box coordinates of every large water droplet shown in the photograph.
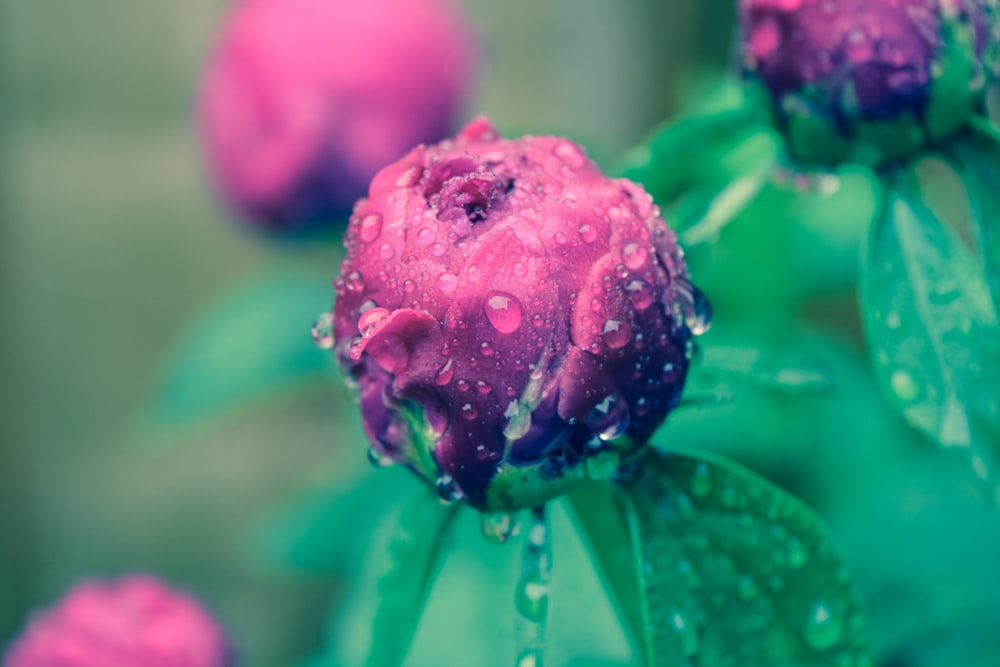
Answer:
[311,313,335,349]
[481,511,521,543]
[678,281,712,335]
[417,227,436,246]
[804,601,844,651]
[602,319,632,349]
[437,272,459,294]
[578,224,598,243]
[622,242,649,270]
[358,213,382,243]
[485,291,523,334]
[588,394,630,441]
[436,474,464,503]
[515,572,550,622]
[626,279,655,309]
[357,307,390,336]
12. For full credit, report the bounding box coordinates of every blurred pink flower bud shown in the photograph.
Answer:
[198,0,477,232]
[328,118,709,511]
[4,575,235,667]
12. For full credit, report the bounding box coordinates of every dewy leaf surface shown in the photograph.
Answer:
[952,117,1000,318]
[859,174,1000,487]
[570,449,871,667]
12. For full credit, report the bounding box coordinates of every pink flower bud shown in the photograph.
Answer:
[198,0,477,232]
[329,118,709,511]
[4,575,235,667]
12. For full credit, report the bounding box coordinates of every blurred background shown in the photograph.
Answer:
[0,0,736,663]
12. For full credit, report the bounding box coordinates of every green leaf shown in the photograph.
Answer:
[570,449,872,667]
[951,117,1000,318]
[365,490,459,667]
[616,103,778,241]
[859,174,1000,485]
[141,270,335,430]
[259,466,418,577]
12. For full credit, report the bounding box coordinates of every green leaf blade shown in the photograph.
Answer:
[571,449,871,667]
[365,491,459,667]
[860,179,1000,481]
[141,270,336,431]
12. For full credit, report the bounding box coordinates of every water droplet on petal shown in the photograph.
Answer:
[359,213,382,242]
[435,359,455,386]
[480,341,496,357]
[588,394,630,441]
[485,291,523,334]
[379,243,395,259]
[578,224,598,243]
[626,279,655,309]
[602,319,632,349]
[623,242,648,270]
[345,271,365,292]
[481,511,521,543]
[804,601,844,651]
[311,313,335,349]
[417,227,436,246]
[437,272,459,293]
[436,474,464,503]
[357,307,390,336]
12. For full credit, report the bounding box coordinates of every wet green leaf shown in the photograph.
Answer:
[259,466,418,577]
[951,117,1000,317]
[570,449,871,667]
[366,490,459,667]
[142,270,335,429]
[859,175,1000,487]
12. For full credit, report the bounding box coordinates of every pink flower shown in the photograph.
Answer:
[198,0,477,232]
[4,575,235,667]
[329,118,709,511]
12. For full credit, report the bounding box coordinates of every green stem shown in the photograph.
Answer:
[514,505,551,667]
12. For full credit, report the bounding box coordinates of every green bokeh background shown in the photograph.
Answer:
[0,1,735,663]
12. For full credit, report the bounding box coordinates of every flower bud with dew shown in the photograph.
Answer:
[327,118,710,512]
[741,0,1000,165]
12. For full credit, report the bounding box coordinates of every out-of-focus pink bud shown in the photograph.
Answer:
[4,575,235,667]
[199,0,477,232]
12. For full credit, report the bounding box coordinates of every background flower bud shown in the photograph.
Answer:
[3,575,235,667]
[741,0,1000,165]
[198,0,477,232]
[330,118,709,512]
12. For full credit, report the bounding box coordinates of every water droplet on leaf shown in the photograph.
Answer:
[481,511,520,543]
